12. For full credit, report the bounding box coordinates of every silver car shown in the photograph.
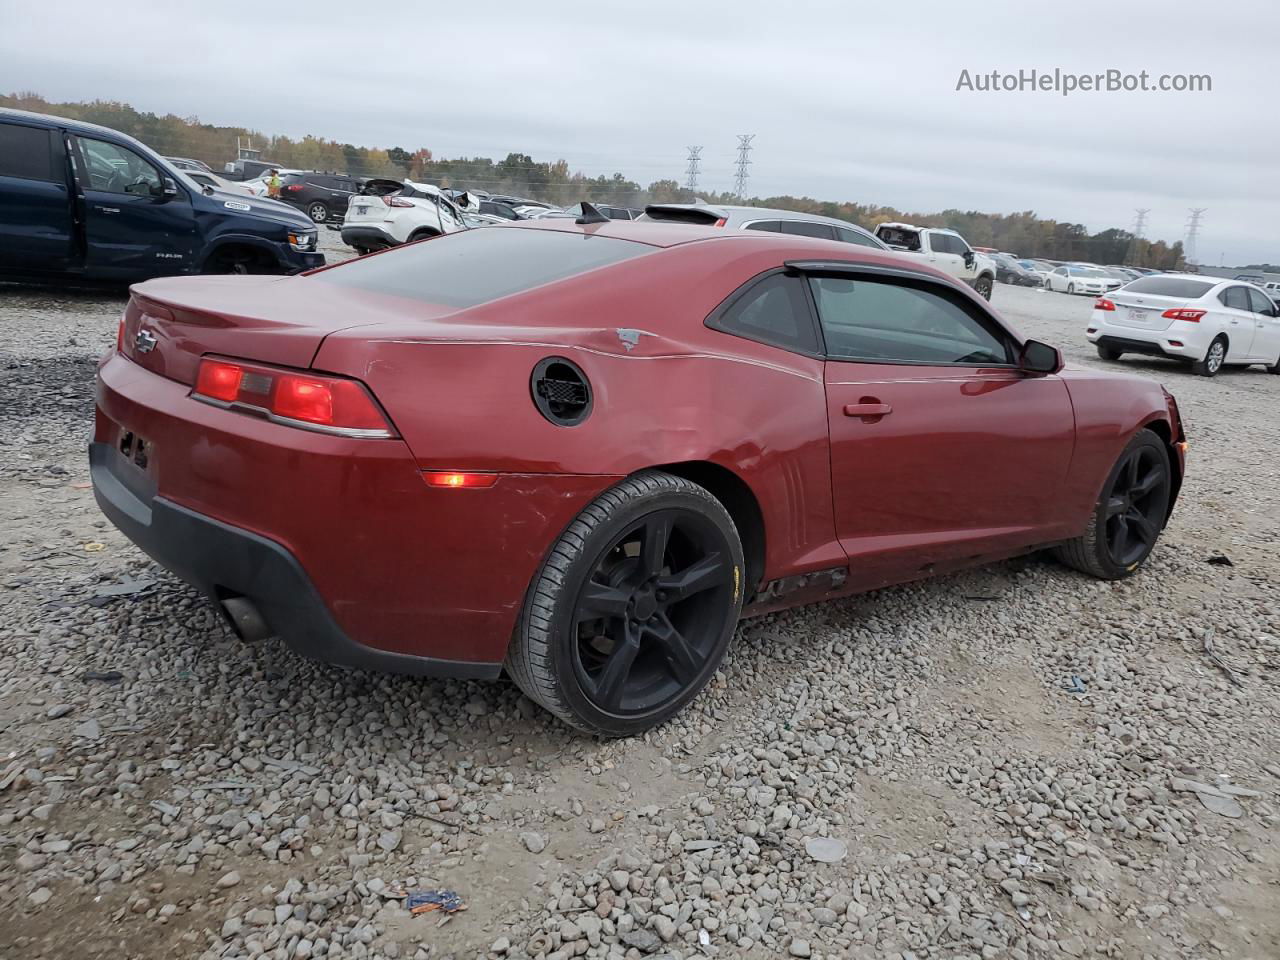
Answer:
[639,203,886,249]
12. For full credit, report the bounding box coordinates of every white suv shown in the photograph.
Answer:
[341,180,466,254]
[1087,274,1280,377]
[872,223,997,300]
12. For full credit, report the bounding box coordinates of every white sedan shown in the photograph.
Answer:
[1045,265,1123,295]
[1087,274,1280,377]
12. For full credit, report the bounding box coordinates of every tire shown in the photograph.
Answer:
[1192,335,1227,377]
[1267,354,1280,375]
[1067,283,1076,295]
[307,202,329,223]
[407,229,439,243]
[974,276,994,301]
[1096,345,1123,362]
[1053,429,1172,580]
[506,470,745,737]
[202,246,275,275]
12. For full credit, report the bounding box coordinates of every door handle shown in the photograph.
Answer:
[844,402,893,418]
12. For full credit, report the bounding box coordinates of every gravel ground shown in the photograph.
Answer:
[1,259,1278,960]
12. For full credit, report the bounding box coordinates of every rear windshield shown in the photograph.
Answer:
[1122,276,1216,298]
[314,227,651,308]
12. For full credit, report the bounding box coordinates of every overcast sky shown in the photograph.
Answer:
[4,0,1274,264]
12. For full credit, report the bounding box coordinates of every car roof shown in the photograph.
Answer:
[503,220,955,282]
[0,106,153,148]
[643,202,879,238]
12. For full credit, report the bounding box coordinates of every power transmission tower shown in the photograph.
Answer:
[732,135,755,199]
[684,146,703,193]
[1184,208,1207,266]
[1125,208,1149,264]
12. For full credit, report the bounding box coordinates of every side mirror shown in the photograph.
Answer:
[161,177,178,198]
[1020,339,1063,375]
[963,250,975,267]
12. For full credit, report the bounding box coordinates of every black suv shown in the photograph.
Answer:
[278,172,362,223]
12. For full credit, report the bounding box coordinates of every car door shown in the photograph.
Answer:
[71,135,198,279]
[1048,267,1068,292]
[809,268,1075,589]
[927,232,965,279]
[0,122,76,274]
[1246,287,1280,362]
[1217,285,1257,359]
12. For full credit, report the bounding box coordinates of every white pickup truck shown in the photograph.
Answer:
[873,222,997,301]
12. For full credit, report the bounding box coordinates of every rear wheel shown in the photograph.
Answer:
[1053,429,1171,580]
[306,201,329,223]
[407,229,439,243]
[1267,353,1280,375]
[974,276,993,301]
[1192,335,1227,377]
[1096,345,1123,362]
[506,471,744,737]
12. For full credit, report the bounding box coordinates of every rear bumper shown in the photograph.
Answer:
[90,443,499,679]
[340,225,400,250]
[1087,317,1205,360]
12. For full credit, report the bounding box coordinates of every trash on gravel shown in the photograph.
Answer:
[150,800,180,818]
[86,578,155,607]
[406,889,466,915]
[1169,776,1262,818]
[1063,675,1087,694]
[1201,630,1244,688]
[82,670,124,683]
[1205,554,1234,566]
[804,836,848,863]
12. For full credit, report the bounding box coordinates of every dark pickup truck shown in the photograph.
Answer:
[0,108,325,284]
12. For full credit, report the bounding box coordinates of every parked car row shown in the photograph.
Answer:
[0,108,323,283]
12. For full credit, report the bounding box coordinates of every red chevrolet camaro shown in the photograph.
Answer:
[92,220,1186,735]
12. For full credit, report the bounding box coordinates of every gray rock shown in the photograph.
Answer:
[520,832,547,854]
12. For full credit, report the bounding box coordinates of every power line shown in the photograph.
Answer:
[1185,208,1207,265]
[733,135,755,199]
[1126,208,1150,264]
[684,146,703,193]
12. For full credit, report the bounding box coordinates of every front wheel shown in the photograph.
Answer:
[307,201,330,223]
[506,471,745,737]
[1053,429,1171,580]
[1067,283,1076,295]
[973,276,993,301]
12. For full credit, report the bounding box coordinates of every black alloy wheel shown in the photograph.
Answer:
[1102,444,1170,568]
[571,509,734,716]
[506,471,744,736]
[1053,429,1172,580]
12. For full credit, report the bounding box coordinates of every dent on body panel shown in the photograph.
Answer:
[1063,375,1170,510]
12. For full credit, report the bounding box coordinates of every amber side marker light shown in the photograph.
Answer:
[422,471,498,489]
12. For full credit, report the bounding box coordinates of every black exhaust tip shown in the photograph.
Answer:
[220,596,273,644]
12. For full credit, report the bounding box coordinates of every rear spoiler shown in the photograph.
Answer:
[641,203,730,226]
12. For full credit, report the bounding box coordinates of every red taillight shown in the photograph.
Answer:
[1168,340,1183,347]
[1094,298,1116,311]
[714,218,727,227]
[116,315,126,352]
[384,196,414,207]
[195,359,244,402]
[283,184,303,193]
[1162,308,1205,322]
[192,357,394,437]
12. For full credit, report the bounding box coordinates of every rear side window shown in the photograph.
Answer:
[0,123,58,182]
[780,220,834,240]
[743,220,781,232]
[314,227,652,308]
[1124,276,1215,298]
[1219,286,1251,310]
[810,275,1012,366]
[708,273,819,355]
[835,226,880,248]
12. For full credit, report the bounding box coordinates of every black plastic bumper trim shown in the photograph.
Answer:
[89,442,503,680]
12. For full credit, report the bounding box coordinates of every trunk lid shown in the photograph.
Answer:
[344,194,395,226]
[1106,291,1188,331]
[120,274,455,385]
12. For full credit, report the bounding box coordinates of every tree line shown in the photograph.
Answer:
[4,92,1184,267]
